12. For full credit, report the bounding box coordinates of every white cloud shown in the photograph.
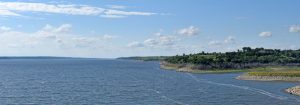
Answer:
[0,9,21,16]
[107,5,127,9]
[289,25,300,33]
[0,26,11,31]
[209,36,237,46]
[102,34,118,40]
[100,14,125,18]
[144,38,159,46]
[0,2,103,16]
[0,2,157,18]
[154,32,163,36]
[53,24,72,33]
[208,41,222,46]
[71,37,99,48]
[103,9,156,17]
[224,36,236,44]
[0,24,117,52]
[259,31,272,37]
[128,34,179,49]
[32,24,72,40]
[40,24,72,33]
[144,35,178,47]
[177,26,199,36]
[127,41,144,48]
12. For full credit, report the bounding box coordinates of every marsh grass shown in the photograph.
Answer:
[246,66,300,77]
[247,71,300,77]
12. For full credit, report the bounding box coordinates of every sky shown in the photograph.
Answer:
[0,0,300,58]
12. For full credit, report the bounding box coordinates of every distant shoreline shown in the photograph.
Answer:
[0,56,108,60]
[0,56,73,59]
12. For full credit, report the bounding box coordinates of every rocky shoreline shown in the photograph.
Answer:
[160,62,300,96]
[285,86,300,96]
[236,74,300,96]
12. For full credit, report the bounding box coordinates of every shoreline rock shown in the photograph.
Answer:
[286,86,300,96]
[162,61,300,96]
[237,74,300,96]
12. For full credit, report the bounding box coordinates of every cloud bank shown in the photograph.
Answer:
[0,2,157,18]
[0,24,118,57]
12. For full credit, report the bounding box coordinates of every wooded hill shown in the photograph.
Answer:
[164,47,300,69]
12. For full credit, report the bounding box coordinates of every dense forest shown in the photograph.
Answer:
[164,47,300,69]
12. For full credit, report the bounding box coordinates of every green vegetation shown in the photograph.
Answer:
[247,71,300,77]
[164,47,300,70]
[118,56,169,61]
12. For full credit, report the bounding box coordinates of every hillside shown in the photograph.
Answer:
[163,47,300,70]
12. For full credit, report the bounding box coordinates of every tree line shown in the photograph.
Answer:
[164,47,300,69]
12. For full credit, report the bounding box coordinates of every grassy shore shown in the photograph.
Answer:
[160,61,300,75]
[160,62,249,74]
[247,71,300,77]
[236,67,300,81]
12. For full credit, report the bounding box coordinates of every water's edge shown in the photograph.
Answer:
[159,61,300,97]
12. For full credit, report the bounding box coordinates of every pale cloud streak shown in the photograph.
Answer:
[289,25,300,33]
[0,26,11,31]
[107,5,127,9]
[103,34,118,40]
[208,41,222,46]
[127,34,179,49]
[127,41,144,48]
[259,31,272,37]
[209,36,236,46]
[224,36,236,44]
[0,2,157,18]
[0,24,118,55]
[0,9,21,16]
[177,26,199,36]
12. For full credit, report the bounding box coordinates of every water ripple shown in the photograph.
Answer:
[186,73,296,101]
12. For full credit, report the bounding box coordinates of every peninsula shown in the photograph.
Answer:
[161,47,300,95]
[119,47,300,95]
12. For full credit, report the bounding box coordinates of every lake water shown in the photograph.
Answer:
[0,59,299,105]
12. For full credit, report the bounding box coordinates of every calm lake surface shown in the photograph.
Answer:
[0,59,300,105]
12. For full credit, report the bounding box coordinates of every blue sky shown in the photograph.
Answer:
[0,0,299,58]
